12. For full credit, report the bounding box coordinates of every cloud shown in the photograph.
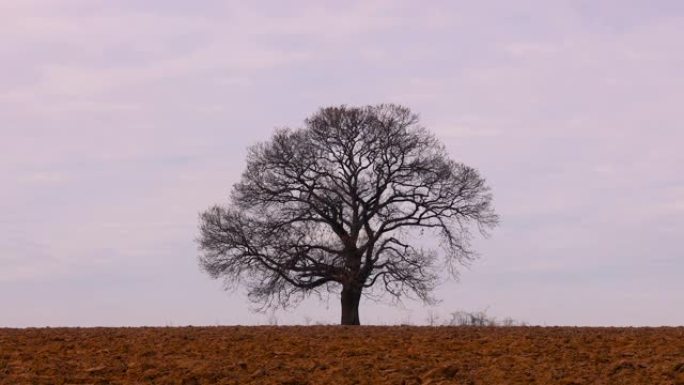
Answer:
[19,171,69,185]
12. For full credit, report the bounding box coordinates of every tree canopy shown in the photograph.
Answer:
[198,104,498,325]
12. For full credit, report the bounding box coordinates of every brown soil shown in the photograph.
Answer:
[1,326,683,384]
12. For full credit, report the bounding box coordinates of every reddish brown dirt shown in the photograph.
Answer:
[1,326,683,384]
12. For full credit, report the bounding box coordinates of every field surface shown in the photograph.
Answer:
[1,326,684,384]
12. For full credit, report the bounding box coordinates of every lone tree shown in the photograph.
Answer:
[198,104,498,325]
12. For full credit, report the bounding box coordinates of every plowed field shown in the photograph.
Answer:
[1,326,683,384]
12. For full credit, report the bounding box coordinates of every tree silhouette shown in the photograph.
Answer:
[198,104,498,325]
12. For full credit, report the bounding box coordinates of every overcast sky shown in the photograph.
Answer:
[1,0,683,327]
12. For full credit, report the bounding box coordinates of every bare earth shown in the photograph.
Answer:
[1,326,683,384]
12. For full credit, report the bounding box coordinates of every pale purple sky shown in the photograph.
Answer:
[1,0,683,327]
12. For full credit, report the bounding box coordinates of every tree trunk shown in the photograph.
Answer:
[340,285,361,325]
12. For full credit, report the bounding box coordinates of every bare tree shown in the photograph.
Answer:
[198,104,498,325]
